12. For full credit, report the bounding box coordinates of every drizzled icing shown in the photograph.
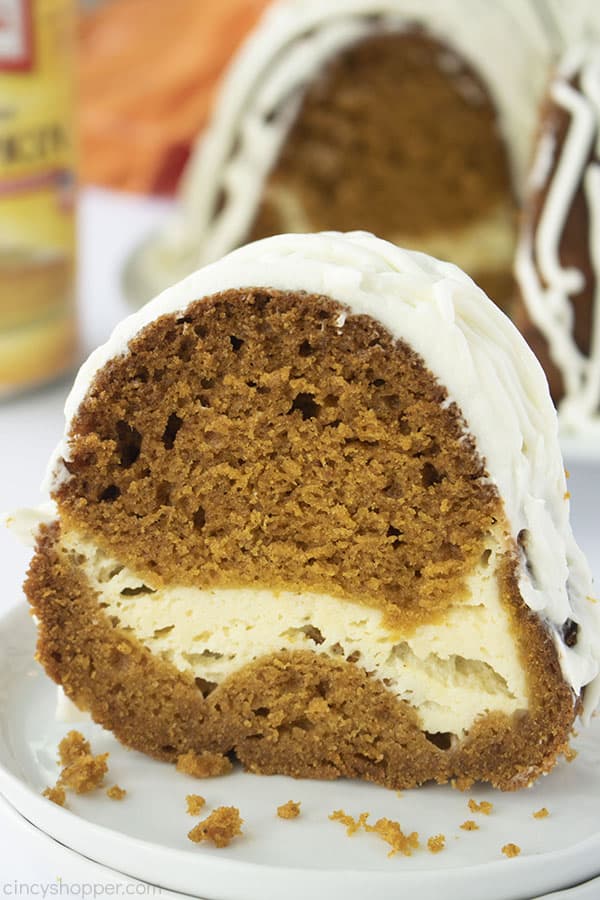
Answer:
[125,0,553,302]
[515,44,600,435]
[46,232,600,716]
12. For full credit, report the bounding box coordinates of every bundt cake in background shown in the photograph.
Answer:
[21,233,600,791]
[126,0,553,314]
[515,42,600,434]
[125,0,600,438]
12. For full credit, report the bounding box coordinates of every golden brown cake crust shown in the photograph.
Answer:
[26,522,575,791]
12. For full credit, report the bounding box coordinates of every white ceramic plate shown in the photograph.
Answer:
[543,875,600,899]
[2,795,600,900]
[1,604,599,900]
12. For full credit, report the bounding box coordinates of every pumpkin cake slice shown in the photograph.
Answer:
[23,232,599,791]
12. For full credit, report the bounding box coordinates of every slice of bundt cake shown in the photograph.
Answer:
[126,0,553,314]
[24,232,599,791]
[515,42,600,435]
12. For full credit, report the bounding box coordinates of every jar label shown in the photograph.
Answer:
[0,0,77,395]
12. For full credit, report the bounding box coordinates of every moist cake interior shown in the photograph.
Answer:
[27,287,574,790]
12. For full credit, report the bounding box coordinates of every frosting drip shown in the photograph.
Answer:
[515,44,600,435]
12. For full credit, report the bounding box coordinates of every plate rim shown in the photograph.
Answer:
[3,793,600,900]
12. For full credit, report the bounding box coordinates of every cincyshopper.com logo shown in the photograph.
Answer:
[1,880,162,898]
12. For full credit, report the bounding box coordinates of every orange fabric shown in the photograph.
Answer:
[79,0,270,194]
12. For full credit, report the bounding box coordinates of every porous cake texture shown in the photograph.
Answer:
[23,232,599,791]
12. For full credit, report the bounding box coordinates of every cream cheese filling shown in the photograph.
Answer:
[62,531,528,737]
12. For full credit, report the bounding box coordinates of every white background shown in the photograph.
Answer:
[0,189,598,895]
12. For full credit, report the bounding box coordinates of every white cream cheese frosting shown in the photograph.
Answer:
[125,0,553,301]
[44,231,599,716]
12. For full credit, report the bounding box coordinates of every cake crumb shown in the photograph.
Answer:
[502,843,521,858]
[329,809,369,836]
[364,817,420,858]
[42,784,66,807]
[329,810,419,856]
[533,807,549,819]
[395,791,403,799]
[451,776,473,792]
[460,820,479,831]
[186,794,206,815]
[187,806,243,848]
[468,798,493,815]
[59,752,109,794]
[58,730,91,766]
[106,785,126,800]
[427,834,445,854]
[563,745,578,763]
[277,800,301,820]
[176,750,233,778]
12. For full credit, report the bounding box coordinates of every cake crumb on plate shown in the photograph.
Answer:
[364,817,420,858]
[106,785,126,800]
[468,799,493,815]
[277,800,301,819]
[42,785,66,807]
[187,807,243,848]
[329,810,369,836]
[329,810,419,857]
[186,794,206,815]
[59,752,109,794]
[502,843,521,858]
[427,834,445,853]
[533,807,549,819]
[58,730,91,766]
[460,820,479,831]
